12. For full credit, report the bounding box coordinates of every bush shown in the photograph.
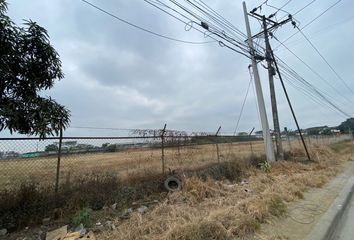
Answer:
[72,207,92,227]
[259,161,272,173]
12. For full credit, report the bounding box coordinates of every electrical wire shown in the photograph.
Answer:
[277,15,354,50]
[277,0,292,13]
[274,0,344,49]
[233,73,252,135]
[265,0,292,16]
[293,0,317,16]
[273,37,354,107]
[186,0,246,41]
[80,0,215,44]
[144,0,252,58]
[197,0,247,38]
[276,60,352,118]
[277,69,348,117]
[295,26,354,96]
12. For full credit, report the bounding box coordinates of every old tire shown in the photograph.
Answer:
[164,176,182,192]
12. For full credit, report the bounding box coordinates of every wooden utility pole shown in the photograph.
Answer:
[262,16,284,160]
[243,1,275,162]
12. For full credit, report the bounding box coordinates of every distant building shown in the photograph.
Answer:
[1,151,20,159]
[331,129,340,135]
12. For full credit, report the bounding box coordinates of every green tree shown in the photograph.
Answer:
[338,118,354,133]
[45,144,58,152]
[237,132,248,136]
[321,128,332,135]
[0,0,70,138]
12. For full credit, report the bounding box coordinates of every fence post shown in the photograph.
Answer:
[284,127,292,152]
[215,126,221,163]
[177,133,181,156]
[249,127,255,156]
[161,124,166,175]
[55,124,63,193]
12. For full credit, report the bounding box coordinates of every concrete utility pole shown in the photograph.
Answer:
[243,2,275,162]
[262,16,284,160]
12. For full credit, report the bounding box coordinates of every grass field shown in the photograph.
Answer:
[97,140,354,240]
[0,135,349,190]
[0,141,265,189]
[1,136,352,237]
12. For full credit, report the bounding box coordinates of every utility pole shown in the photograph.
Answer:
[246,7,293,160]
[245,7,311,161]
[262,16,284,160]
[243,2,275,162]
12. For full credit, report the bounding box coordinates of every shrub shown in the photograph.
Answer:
[259,161,272,173]
[72,207,92,227]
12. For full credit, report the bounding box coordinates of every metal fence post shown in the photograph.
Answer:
[215,126,221,163]
[284,127,292,152]
[55,125,63,193]
[249,127,255,156]
[161,124,166,175]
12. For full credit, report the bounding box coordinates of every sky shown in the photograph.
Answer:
[2,0,354,137]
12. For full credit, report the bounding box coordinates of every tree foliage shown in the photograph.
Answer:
[338,118,354,133]
[45,144,58,152]
[0,0,70,137]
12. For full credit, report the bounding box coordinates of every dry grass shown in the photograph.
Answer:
[1,136,347,190]
[0,138,351,236]
[0,141,270,190]
[97,143,349,240]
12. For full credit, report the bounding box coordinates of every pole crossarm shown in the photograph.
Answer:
[248,13,294,40]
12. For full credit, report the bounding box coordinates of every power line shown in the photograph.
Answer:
[80,0,215,45]
[144,0,252,58]
[265,0,293,16]
[277,67,350,118]
[275,0,344,49]
[276,60,352,118]
[293,0,317,16]
[296,26,354,96]
[197,0,247,38]
[233,72,252,135]
[187,0,247,41]
[277,0,292,12]
[166,0,249,49]
[273,36,354,107]
[277,15,354,50]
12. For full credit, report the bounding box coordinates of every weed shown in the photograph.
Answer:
[269,196,287,217]
[259,161,272,173]
[72,207,92,227]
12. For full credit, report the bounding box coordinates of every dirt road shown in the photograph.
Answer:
[252,161,354,240]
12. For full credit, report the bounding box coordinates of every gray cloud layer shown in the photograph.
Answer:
[2,0,353,137]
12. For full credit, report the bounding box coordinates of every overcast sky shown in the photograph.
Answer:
[3,0,354,137]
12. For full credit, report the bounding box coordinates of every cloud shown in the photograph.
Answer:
[3,0,353,138]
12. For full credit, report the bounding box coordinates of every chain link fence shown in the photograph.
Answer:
[0,131,352,192]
